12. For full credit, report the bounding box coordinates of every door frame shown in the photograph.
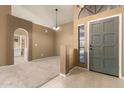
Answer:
[14,28,29,63]
[87,14,122,78]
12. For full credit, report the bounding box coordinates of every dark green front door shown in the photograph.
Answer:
[89,17,119,76]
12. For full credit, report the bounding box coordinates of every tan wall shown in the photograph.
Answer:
[0,5,74,71]
[55,22,73,55]
[32,24,56,60]
[0,5,11,14]
[7,15,33,65]
[0,5,11,66]
[73,6,124,76]
[0,5,56,65]
[0,14,9,66]
[55,22,74,69]
[8,16,57,63]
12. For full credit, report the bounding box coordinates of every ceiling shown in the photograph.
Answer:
[12,5,73,28]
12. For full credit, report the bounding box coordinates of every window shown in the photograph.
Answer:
[78,25,85,64]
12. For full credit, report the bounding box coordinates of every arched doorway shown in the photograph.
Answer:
[7,15,32,65]
[14,28,29,64]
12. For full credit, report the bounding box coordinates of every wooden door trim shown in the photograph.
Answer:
[87,14,122,78]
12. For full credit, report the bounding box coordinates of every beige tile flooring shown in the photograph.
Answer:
[41,67,124,88]
[14,56,25,64]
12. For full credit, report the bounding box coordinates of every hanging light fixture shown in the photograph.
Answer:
[53,9,60,31]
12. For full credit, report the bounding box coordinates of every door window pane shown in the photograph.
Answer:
[80,40,85,47]
[78,25,85,64]
[80,48,85,63]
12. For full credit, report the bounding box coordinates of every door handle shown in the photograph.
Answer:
[90,45,93,50]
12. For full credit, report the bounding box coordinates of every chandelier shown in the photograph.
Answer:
[53,9,60,31]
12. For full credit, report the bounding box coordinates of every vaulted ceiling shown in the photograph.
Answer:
[12,5,73,28]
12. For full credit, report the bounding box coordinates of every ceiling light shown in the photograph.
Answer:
[53,26,60,31]
[53,9,60,31]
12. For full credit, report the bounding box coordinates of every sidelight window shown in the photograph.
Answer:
[78,25,85,64]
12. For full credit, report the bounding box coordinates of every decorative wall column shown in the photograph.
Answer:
[60,45,69,76]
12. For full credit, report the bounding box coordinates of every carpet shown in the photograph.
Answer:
[0,56,60,88]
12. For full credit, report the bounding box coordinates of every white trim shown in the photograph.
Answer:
[59,66,85,77]
[78,24,84,26]
[59,74,67,77]
[14,28,29,63]
[119,14,122,78]
[120,76,124,80]
[87,14,122,78]
[59,73,70,77]
[87,22,90,70]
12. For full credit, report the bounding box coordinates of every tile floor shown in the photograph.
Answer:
[41,67,124,88]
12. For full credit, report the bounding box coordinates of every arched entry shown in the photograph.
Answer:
[14,28,29,64]
[7,15,32,65]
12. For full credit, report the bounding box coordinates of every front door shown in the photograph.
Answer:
[89,16,119,76]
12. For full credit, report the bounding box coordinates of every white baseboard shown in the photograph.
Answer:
[59,73,70,77]
[120,76,124,80]
[59,66,88,77]
[59,74,66,77]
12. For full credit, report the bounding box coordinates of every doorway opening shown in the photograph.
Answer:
[14,28,29,64]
